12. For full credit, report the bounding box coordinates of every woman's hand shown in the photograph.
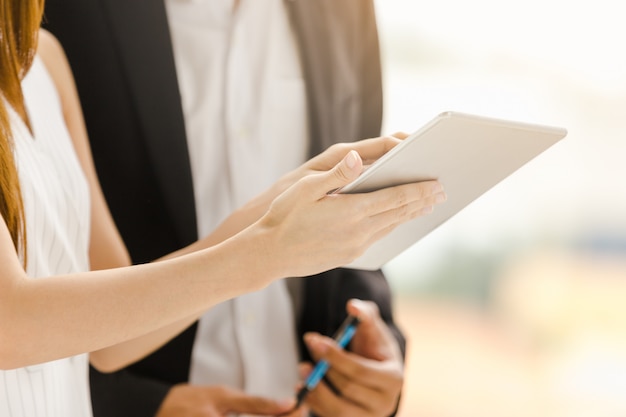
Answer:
[255,150,446,279]
[275,135,406,195]
[198,135,411,255]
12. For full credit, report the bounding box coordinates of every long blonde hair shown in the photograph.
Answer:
[0,0,45,257]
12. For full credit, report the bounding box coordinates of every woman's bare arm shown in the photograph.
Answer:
[0,30,448,372]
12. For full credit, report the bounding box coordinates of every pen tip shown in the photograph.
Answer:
[295,387,309,407]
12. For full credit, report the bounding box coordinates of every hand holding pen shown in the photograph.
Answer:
[295,314,361,407]
[293,299,404,417]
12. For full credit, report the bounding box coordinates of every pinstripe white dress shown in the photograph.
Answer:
[0,57,93,416]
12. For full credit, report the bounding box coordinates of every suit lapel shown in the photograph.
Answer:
[98,0,198,245]
[286,0,334,157]
[287,0,363,157]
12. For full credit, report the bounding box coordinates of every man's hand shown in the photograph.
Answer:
[155,384,304,417]
[301,299,404,417]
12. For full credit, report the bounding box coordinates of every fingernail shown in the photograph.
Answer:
[305,334,329,353]
[345,151,358,169]
[298,366,310,379]
[435,192,447,204]
[431,182,443,193]
[421,205,434,215]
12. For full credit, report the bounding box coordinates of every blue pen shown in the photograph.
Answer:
[295,315,360,407]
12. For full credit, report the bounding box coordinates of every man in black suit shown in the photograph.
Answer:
[44,1,406,416]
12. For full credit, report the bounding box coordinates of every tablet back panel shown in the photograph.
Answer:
[342,111,567,270]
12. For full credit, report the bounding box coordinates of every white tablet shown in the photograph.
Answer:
[339,111,567,270]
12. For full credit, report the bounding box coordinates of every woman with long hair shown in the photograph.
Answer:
[0,1,446,416]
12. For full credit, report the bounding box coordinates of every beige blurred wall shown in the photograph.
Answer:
[373,1,626,415]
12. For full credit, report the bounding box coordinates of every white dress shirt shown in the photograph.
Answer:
[164,0,308,404]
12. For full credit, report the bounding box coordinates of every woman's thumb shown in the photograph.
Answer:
[323,150,362,193]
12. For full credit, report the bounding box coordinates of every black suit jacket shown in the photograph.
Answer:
[43,1,404,416]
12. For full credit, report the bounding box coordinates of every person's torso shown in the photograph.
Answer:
[41,0,387,398]
[165,0,307,400]
[0,57,93,417]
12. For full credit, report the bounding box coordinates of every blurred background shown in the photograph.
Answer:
[373,1,626,416]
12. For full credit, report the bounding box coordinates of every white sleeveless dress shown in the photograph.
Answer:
[0,57,93,417]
